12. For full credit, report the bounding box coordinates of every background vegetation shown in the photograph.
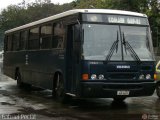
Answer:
[0,0,159,53]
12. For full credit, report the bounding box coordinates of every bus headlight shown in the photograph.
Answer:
[98,74,104,80]
[146,74,151,80]
[91,74,97,80]
[139,74,144,80]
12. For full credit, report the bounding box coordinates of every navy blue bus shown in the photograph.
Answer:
[3,9,156,102]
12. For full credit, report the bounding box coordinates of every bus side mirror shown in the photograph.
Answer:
[73,24,82,64]
[74,25,81,42]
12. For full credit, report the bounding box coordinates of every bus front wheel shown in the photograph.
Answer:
[54,74,68,102]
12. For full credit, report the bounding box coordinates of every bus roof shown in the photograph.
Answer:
[5,9,147,34]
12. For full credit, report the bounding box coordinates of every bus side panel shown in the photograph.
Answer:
[3,49,65,90]
[23,49,65,89]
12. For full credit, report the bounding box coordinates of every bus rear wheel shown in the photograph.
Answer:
[54,74,69,103]
[15,71,23,88]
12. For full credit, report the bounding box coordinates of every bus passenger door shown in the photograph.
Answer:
[66,24,81,95]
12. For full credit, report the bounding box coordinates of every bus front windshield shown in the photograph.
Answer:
[82,24,154,61]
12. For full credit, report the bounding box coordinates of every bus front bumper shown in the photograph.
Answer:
[80,82,156,98]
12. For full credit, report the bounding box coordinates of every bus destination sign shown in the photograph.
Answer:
[83,14,148,25]
[108,16,141,24]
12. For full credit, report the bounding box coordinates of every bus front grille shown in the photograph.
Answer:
[108,72,137,80]
[103,84,142,90]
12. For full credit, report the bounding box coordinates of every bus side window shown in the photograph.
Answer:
[20,31,28,50]
[40,24,52,49]
[7,35,13,51]
[53,22,64,49]
[13,33,20,51]
[28,27,39,50]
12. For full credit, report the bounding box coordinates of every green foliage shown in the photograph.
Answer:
[0,0,73,29]
[0,0,73,50]
[0,5,26,30]
[101,0,149,12]
[73,0,149,12]
[72,0,103,9]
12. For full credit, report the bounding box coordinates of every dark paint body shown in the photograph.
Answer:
[3,12,156,99]
[4,50,65,90]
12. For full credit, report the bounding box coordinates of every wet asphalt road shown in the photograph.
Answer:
[0,73,160,120]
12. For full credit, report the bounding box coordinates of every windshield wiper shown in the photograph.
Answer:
[122,33,141,62]
[106,31,119,61]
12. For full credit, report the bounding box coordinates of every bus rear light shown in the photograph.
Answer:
[154,73,157,81]
[82,74,89,80]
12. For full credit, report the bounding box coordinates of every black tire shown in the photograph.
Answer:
[54,74,70,103]
[113,97,126,102]
[156,82,160,98]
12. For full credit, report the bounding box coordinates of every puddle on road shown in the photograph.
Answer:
[1,102,15,106]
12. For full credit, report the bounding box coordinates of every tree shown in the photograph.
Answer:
[73,0,103,9]
[147,0,160,47]
[0,0,73,50]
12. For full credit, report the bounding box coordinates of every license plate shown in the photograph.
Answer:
[117,91,130,95]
